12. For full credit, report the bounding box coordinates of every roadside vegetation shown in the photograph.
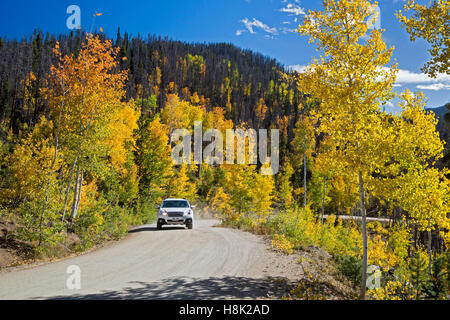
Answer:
[0,0,449,300]
[215,0,450,300]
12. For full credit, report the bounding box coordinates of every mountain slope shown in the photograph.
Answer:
[426,104,450,144]
[0,30,305,137]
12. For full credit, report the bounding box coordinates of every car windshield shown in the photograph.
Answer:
[161,200,189,208]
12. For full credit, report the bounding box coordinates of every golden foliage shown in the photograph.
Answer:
[272,234,295,255]
[396,0,449,77]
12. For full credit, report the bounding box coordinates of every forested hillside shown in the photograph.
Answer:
[427,105,449,142]
[0,29,304,142]
[426,104,450,169]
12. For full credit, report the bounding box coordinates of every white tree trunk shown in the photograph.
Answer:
[427,222,432,276]
[303,153,307,209]
[70,166,80,222]
[61,157,78,221]
[73,170,83,220]
[358,171,368,300]
[321,176,326,224]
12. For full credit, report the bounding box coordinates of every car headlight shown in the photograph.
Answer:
[161,210,167,216]
[183,209,191,216]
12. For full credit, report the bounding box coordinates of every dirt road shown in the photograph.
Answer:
[0,219,306,300]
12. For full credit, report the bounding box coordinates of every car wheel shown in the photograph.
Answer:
[186,223,193,229]
[157,221,162,230]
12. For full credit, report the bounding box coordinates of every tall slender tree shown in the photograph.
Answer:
[296,0,398,299]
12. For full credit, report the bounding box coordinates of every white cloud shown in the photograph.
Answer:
[286,65,449,91]
[280,3,305,16]
[288,64,307,72]
[280,26,297,34]
[382,67,450,91]
[394,69,450,85]
[235,29,246,36]
[240,18,278,35]
[416,83,450,91]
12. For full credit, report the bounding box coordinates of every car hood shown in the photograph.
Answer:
[160,207,190,212]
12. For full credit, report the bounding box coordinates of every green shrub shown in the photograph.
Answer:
[102,206,130,240]
[17,198,65,255]
[134,200,157,225]
[337,254,362,287]
[423,252,450,299]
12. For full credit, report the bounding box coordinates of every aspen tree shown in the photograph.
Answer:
[296,0,398,299]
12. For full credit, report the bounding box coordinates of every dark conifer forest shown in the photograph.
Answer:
[0,29,305,140]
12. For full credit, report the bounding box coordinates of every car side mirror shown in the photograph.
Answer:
[156,205,160,209]
[191,205,195,209]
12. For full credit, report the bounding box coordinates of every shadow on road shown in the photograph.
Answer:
[128,226,188,233]
[39,276,292,300]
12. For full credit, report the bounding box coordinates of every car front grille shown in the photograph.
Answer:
[167,212,184,217]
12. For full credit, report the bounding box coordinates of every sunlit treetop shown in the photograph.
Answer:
[396,0,450,77]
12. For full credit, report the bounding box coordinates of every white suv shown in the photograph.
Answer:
[156,198,194,230]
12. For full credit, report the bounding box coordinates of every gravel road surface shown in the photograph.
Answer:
[0,219,300,300]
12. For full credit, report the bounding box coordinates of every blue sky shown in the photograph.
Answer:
[0,0,448,110]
